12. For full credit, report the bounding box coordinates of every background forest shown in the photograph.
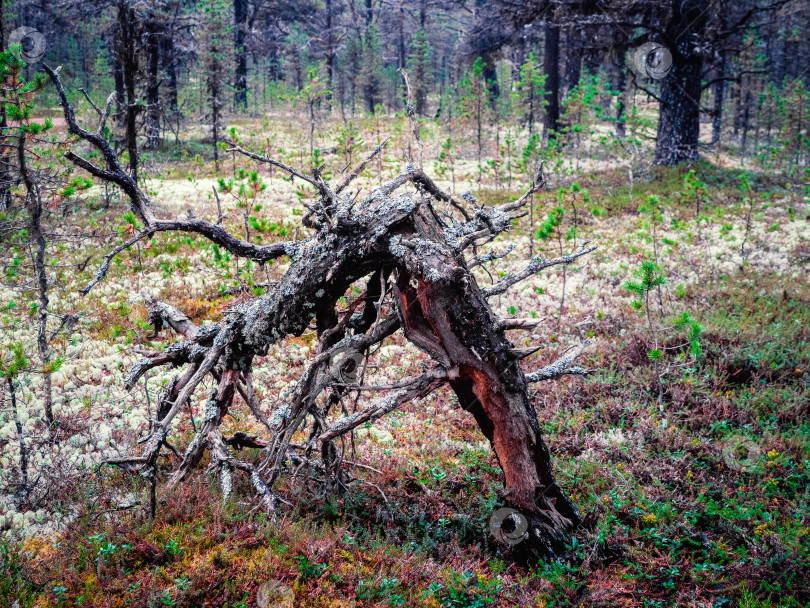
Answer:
[0,0,809,606]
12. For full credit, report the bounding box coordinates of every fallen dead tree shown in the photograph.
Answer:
[45,65,596,560]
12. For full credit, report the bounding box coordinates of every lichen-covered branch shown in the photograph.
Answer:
[526,340,591,382]
[49,68,597,561]
[484,241,598,297]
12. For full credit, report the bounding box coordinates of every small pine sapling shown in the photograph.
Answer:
[522,133,542,256]
[335,120,363,169]
[624,262,702,411]
[536,206,567,328]
[503,129,517,190]
[681,169,707,219]
[609,102,655,206]
[458,57,489,185]
[514,52,547,137]
[434,135,456,193]
[218,167,268,261]
[556,182,597,247]
[624,262,667,407]
[302,66,328,162]
[639,194,666,317]
[558,77,600,171]
[739,172,755,269]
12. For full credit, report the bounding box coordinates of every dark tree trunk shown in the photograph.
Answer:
[614,42,628,138]
[112,51,126,122]
[653,51,702,164]
[740,89,752,156]
[563,27,583,97]
[543,17,560,140]
[398,5,406,68]
[234,0,248,110]
[732,73,744,139]
[483,53,500,104]
[118,0,140,181]
[18,135,53,424]
[712,50,726,145]
[653,0,708,165]
[325,0,335,105]
[267,32,281,82]
[144,17,161,149]
[162,35,178,115]
[0,0,11,211]
[210,53,222,171]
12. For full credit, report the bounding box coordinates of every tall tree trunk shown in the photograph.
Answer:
[0,0,11,212]
[19,134,53,425]
[326,0,335,106]
[267,31,281,82]
[210,53,222,171]
[653,0,708,165]
[398,4,406,68]
[653,51,702,164]
[543,16,561,141]
[614,42,628,138]
[234,0,248,110]
[162,34,179,121]
[118,0,140,181]
[112,50,126,123]
[483,52,500,105]
[740,89,752,158]
[144,17,161,149]
[563,27,583,97]
[732,73,744,139]
[712,50,726,145]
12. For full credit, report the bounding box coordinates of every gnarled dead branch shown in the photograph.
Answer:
[47,67,597,560]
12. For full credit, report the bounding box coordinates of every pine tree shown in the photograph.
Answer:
[778,81,808,173]
[458,57,488,184]
[408,28,431,116]
[359,25,383,114]
[202,0,228,171]
[515,51,546,136]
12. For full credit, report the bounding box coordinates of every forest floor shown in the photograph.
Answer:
[1,115,809,608]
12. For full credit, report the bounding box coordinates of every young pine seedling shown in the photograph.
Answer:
[638,194,665,317]
[537,206,567,329]
[624,261,702,411]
